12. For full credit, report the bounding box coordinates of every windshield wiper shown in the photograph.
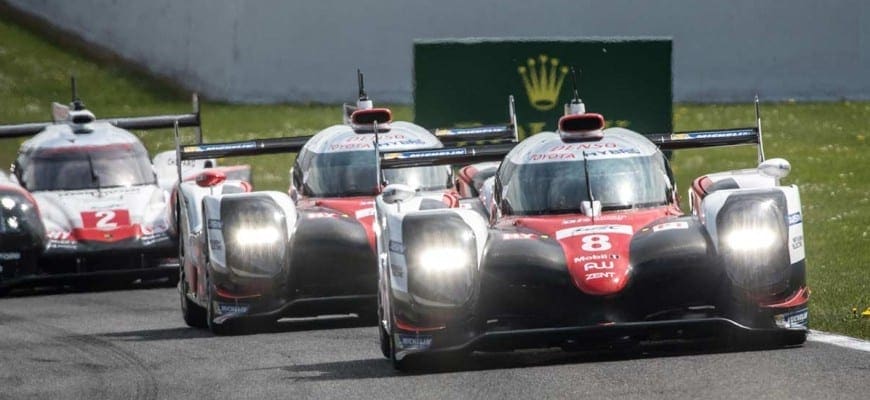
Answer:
[86,154,102,193]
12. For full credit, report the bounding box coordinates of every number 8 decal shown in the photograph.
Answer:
[581,234,611,251]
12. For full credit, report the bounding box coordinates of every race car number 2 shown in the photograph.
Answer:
[81,210,131,229]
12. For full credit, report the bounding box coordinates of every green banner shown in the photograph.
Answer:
[414,38,672,138]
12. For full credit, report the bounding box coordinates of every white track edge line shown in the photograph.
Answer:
[807,330,870,353]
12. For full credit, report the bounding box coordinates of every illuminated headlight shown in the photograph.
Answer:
[6,217,19,230]
[723,228,777,251]
[416,247,471,274]
[1,197,15,210]
[233,226,282,246]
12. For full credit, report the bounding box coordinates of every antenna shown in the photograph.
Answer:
[356,69,373,110]
[70,76,85,111]
[755,94,766,163]
[357,69,368,100]
[570,66,581,103]
[373,120,382,190]
[566,66,585,115]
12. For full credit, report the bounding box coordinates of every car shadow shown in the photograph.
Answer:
[3,279,175,298]
[101,314,376,342]
[273,340,799,380]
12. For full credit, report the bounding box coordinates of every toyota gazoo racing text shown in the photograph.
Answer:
[175,78,518,334]
[374,94,808,369]
[0,80,204,292]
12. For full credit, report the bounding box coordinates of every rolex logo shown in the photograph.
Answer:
[517,54,570,111]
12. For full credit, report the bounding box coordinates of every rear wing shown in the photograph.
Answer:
[380,142,516,170]
[177,136,312,161]
[646,127,758,150]
[344,95,519,144]
[433,95,518,144]
[648,96,767,164]
[0,93,202,141]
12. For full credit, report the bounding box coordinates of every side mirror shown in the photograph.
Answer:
[382,183,415,205]
[758,158,791,179]
[195,170,226,188]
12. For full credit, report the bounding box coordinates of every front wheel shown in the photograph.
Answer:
[180,270,207,328]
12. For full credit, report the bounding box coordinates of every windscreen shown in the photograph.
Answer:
[383,165,451,192]
[23,144,156,191]
[303,151,452,197]
[501,154,670,215]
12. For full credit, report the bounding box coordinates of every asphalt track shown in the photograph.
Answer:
[0,286,867,400]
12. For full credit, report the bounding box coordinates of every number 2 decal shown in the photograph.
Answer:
[95,210,117,228]
[81,210,131,229]
[581,234,612,251]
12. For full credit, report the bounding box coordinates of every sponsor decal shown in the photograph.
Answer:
[390,264,405,278]
[502,232,538,240]
[383,148,467,160]
[652,221,689,232]
[774,307,808,328]
[0,252,21,261]
[788,212,802,226]
[46,240,77,250]
[671,129,755,140]
[435,126,509,137]
[209,239,223,251]
[389,240,404,254]
[791,235,804,250]
[185,142,257,153]
[555,224,633,240]
[305,212,338,219]
[207,219,222,230]
[47,231,72,241]
[583,261,615,271]
[355,207,375,219]
[218,303,250,315]
[397,334,433,351]
[573,254,619,263]
[586,271,616,281]
[142,233,171,246]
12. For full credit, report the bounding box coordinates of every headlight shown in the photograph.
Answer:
[234,226,282,246]
[1,196,15,210]
[403,213,477,307]
[716,192,790,295]
[416,246,471,274]
[723,228,777,251]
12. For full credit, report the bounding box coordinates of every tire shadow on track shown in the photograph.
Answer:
[271,340,804,380]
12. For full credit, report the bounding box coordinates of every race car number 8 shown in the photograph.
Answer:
[581,234,611,251]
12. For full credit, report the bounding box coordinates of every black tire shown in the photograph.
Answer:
[379,321,391,359]
[179,270,207,329]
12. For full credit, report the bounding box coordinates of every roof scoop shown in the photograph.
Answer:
[558,67,603,142]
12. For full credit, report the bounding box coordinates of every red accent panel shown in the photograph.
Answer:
[215,286,262,300]
[72,224,140,242]
[312,196,377,250]
[505,208,671,296]
[760,286,810,309]
[394,317,445,333]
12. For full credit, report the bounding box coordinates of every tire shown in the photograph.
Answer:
[179,270,207,329]
[379,320,391,359]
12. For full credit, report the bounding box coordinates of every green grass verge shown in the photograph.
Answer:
[0,16,867,339]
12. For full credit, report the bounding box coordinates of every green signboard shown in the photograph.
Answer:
[414,38,672,138]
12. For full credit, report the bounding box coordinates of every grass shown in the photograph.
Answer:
[0,16,867,339]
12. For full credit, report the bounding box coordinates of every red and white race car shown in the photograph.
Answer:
[374,94,808,369]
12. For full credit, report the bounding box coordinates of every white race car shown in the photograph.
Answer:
[0,80,206,292]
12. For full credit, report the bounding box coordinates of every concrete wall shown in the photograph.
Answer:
[4,0,868,103]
